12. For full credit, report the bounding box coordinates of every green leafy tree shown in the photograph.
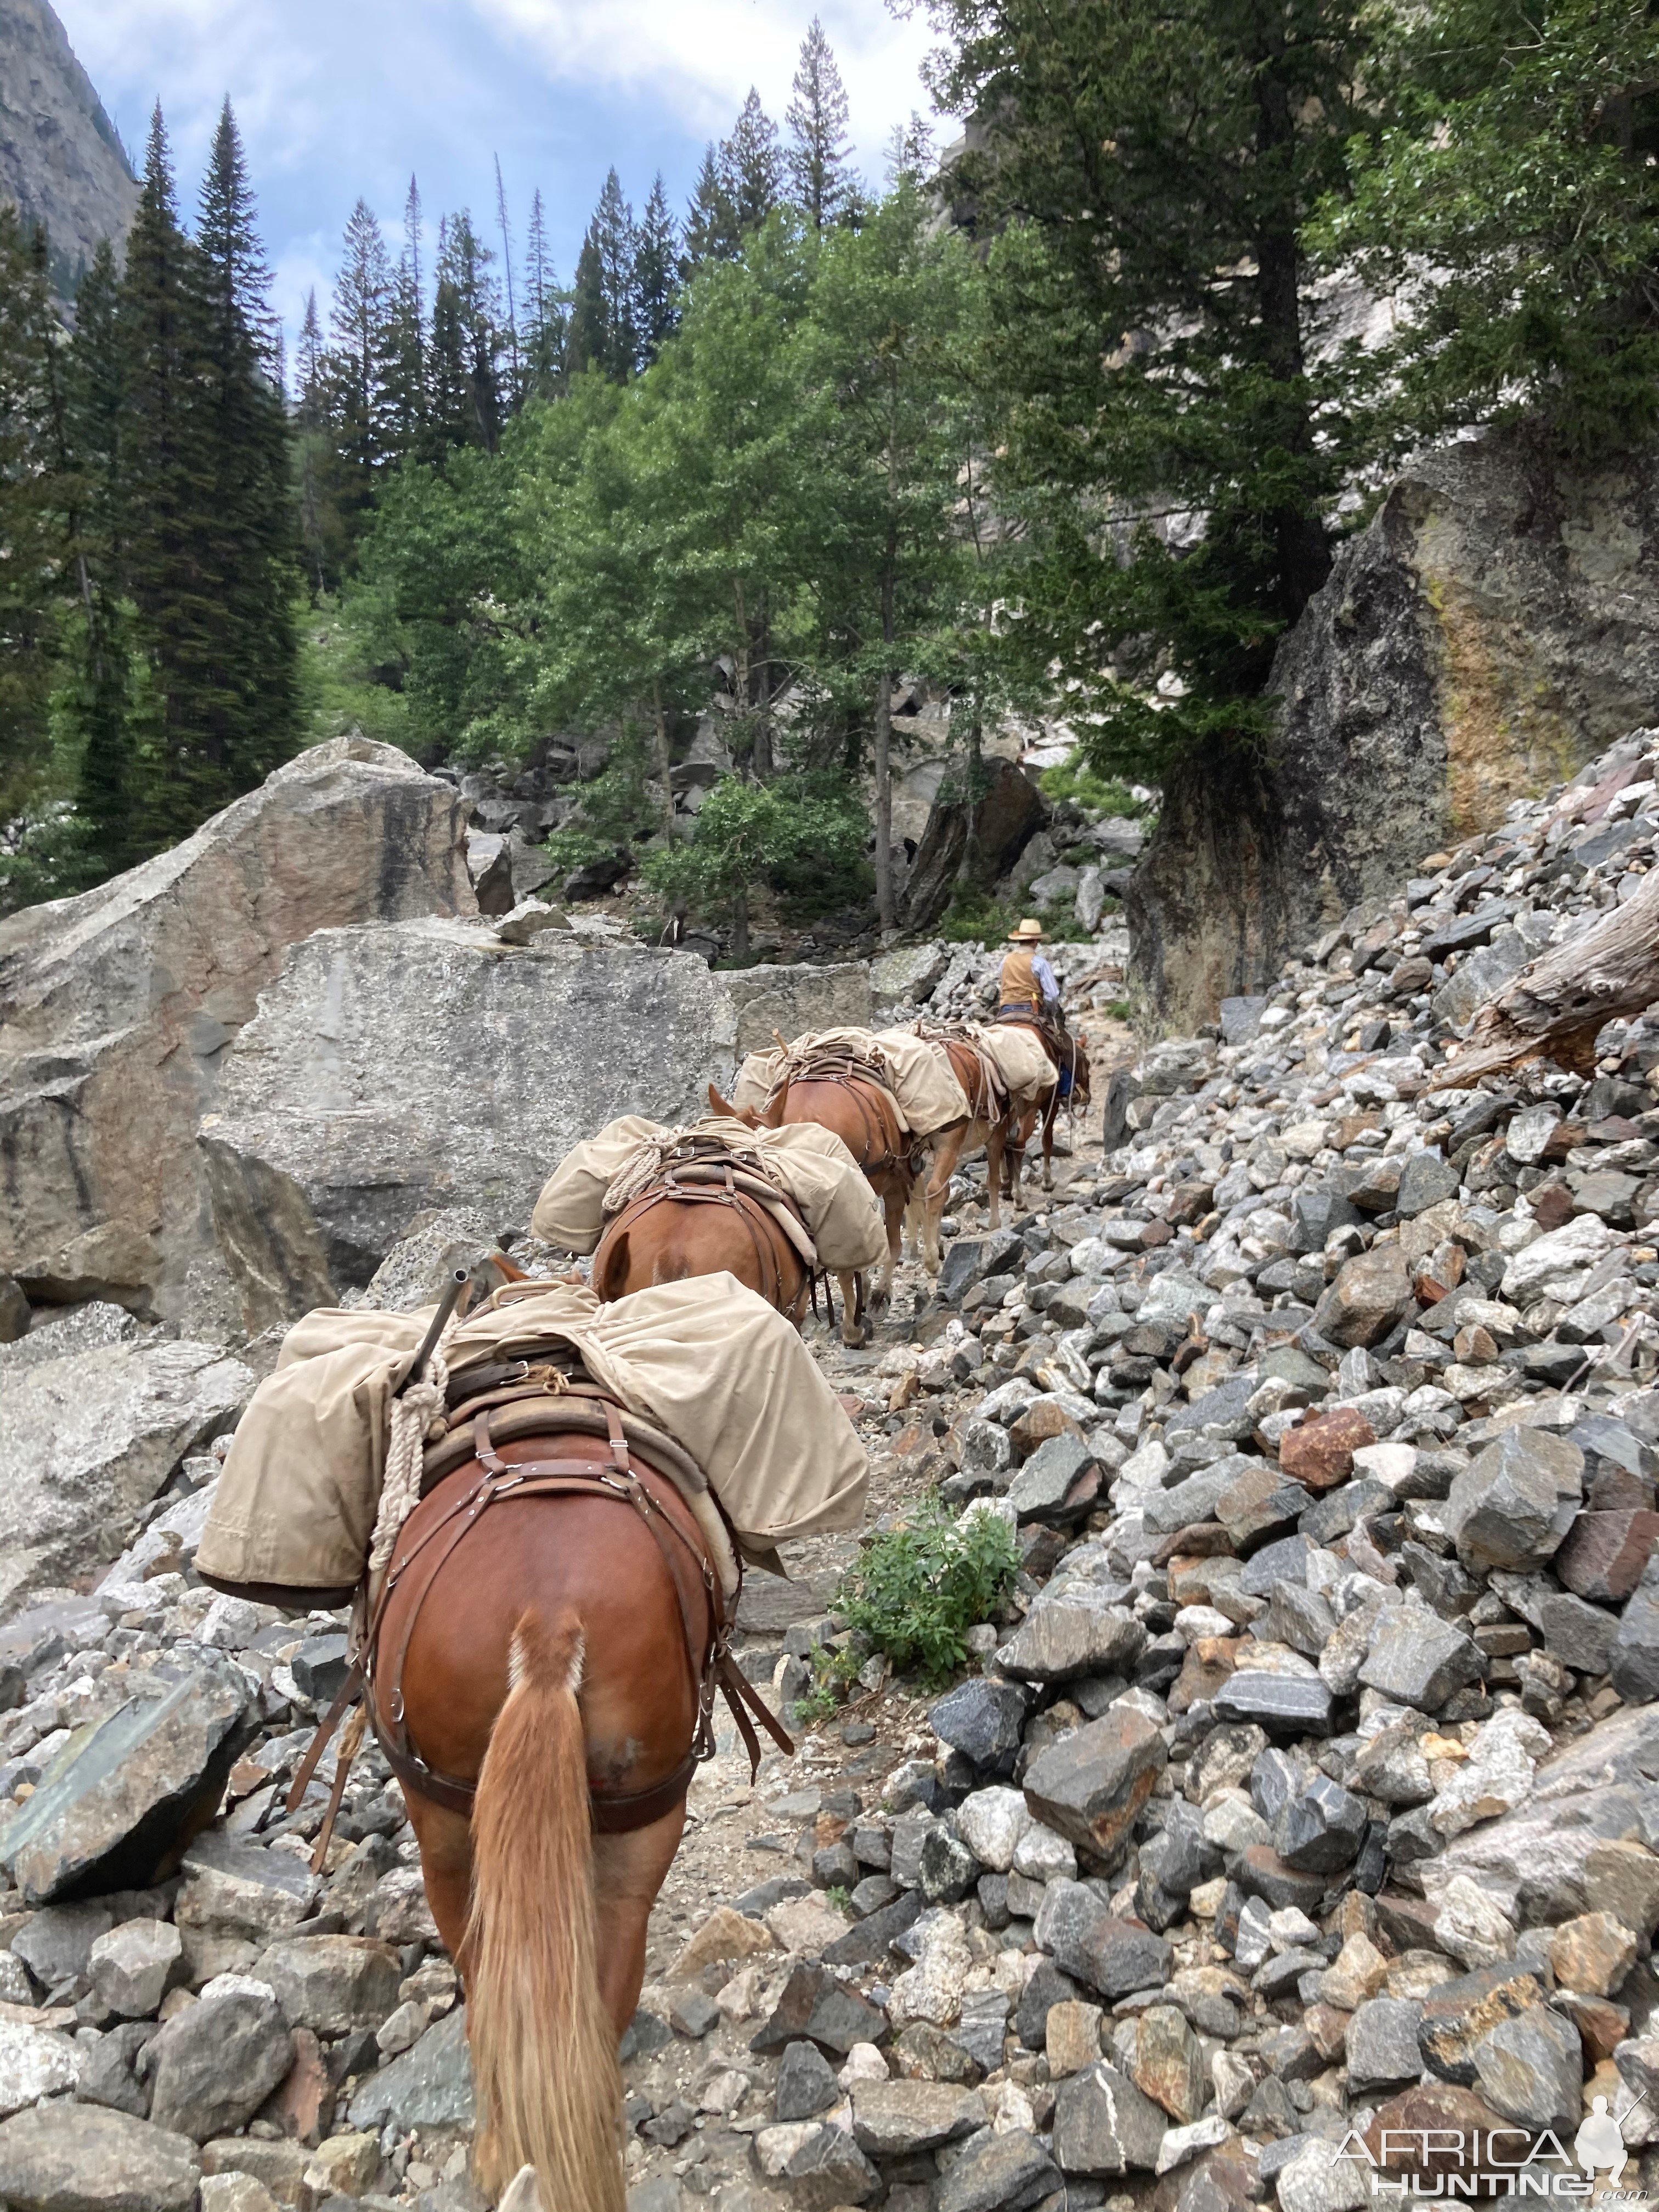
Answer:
[644,771,868,959]
[924,0,1377,783]
[793,185,980,927]
[1323,0,1659,455]
[786,18,861,230]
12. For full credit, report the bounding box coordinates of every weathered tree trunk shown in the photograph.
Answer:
[731,884,751,964]
[1439,867,1659,1082]
[874,556,897,933]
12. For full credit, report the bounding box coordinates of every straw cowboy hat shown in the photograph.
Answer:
[1007,918,1045,943]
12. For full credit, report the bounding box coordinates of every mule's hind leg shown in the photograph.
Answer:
[592,1805,689,2038]
[405,1796,476,1969]
[836,1271,867,1348]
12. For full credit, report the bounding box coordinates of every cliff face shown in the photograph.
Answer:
[0,0,136,285]
[1132,431,1659,1027]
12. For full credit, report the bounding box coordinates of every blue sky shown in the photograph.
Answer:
[53,0,941,351]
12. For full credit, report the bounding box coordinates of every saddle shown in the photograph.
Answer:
[594,1134,816,1313]
[771,1051,918,1177]
[286,1351,795,1863]
[911,1022,1011,1125]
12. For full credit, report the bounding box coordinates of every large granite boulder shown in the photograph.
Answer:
[200,921,752,1330]
[1131,434,1659,1022]
[0,1312,251,1611]
[719,962,872,1061]
[904,759,1048,930]
[0,737,472,1322]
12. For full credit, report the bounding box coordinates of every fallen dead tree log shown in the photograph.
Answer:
[1437,863,1659,1083]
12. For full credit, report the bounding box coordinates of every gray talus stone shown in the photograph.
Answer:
[929,1678,1029,1774]
[87,1918,185,2019]
[175,1831,320,1943]
[1213,1671,1335,1734]
[934,2130,1060,2212]
[146,1987,294,2141]
[1346,1997,1425,2092]
[998,1598,1146,1683]
[1053,2059,1168,2174]
[1311,1247,1415,1349]
[1612,1556,1659,1703]
[0,2103,201,2212]
[774,2039,838,2121]
[252,1933,400,2033]
[849,2079,984,2154]
[0,737,472,1323]
[0,1331,252,1613]
[1008,1434,1101,1525]
[200,920,770,1331]
[0,2019,78,2117]
[1034,1881,1173,1999]
[349,2002,475,2131]
[1023,1705,1167,1867]
[1358,1610,1485,1711]
[1471,2002,1583,2130]
[1276,1774,1368,1872]
[0,1650,256,1905]
[1444,1429,1585,1573]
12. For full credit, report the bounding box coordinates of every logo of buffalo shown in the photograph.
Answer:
[1332,2092,1651,2200]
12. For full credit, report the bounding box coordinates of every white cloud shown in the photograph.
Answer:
[479,0,939,157]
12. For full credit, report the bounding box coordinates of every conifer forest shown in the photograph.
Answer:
[0,2,1655,929]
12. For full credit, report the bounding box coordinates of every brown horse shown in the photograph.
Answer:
[370,1417,730,2211]
[589,1124,812,1329]
[1002,1022,1093,1206]
[709,1066,914,1341]
[903,1035,1015,1275]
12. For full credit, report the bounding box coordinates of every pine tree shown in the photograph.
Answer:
[567,171,636,380]
[117,103,221,848]
[722,91,785,235]
[426,217,476,456]
[385,177,427,463]
[195,97,298,791]
[786,20,859,229]
[523,188,567,393]
[493,156,521,408]
[61,241,137,874]
[294,287,347,592]
[632,174,680,364]
[435,211,504,449]
[0,210,64,816]
[327,198,396,525]
[683,144,740,270]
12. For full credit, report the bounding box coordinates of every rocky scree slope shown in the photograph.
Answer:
[5,737,1659,2210]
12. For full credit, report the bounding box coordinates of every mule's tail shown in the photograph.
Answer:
[466,1608,624,2211]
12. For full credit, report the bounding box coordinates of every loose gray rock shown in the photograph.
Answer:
[933,2129,1060,2212]
[1444,1430,1585,1573]
[775,2040,838,2121]
[1023,1705,1167,1867]
[349,2002,475,2130]
[87,1919,185,2019]
[1346,1997,1425,2092]
[1358,1610,1485,1712]
[0,1651,256,1905]
[1471,2001,1583,2130]
[0,2103,200,2212]
[1053,2059,1168,2174]
[929,1678,1029,1774]
[252,1933,400,2034]
[146,1987,294,2141]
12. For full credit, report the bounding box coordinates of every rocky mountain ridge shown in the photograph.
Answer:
[0,0,136,283]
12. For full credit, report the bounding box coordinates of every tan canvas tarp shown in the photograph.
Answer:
[531,1117,887,1273]
[731,1025,968,1138]
[198,1275,868,1593]
[973,1021,1055,1109]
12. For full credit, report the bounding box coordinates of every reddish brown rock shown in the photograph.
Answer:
[1362,2084,1513,2193]
[257,2025,332,2146]
[1010,1402,1085,1460]
[1169,1639,1242,1715]
[1279,1408,1379,1492]
[1555,1510,1659,1604]
[1530,1182,1576,1233]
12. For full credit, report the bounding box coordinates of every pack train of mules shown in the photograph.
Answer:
[196,933,1090,2210]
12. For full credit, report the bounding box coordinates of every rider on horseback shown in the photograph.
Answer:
[999,918,1071,1092]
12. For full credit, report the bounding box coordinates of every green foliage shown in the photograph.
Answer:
[793,1643,862,1725]
[834,1501,1019,1685]
[926,0,1382,778]
[938,889,1017,944]
[1040,758,1146,822]
[1319,0,1659,454]
[645,770,869,953]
